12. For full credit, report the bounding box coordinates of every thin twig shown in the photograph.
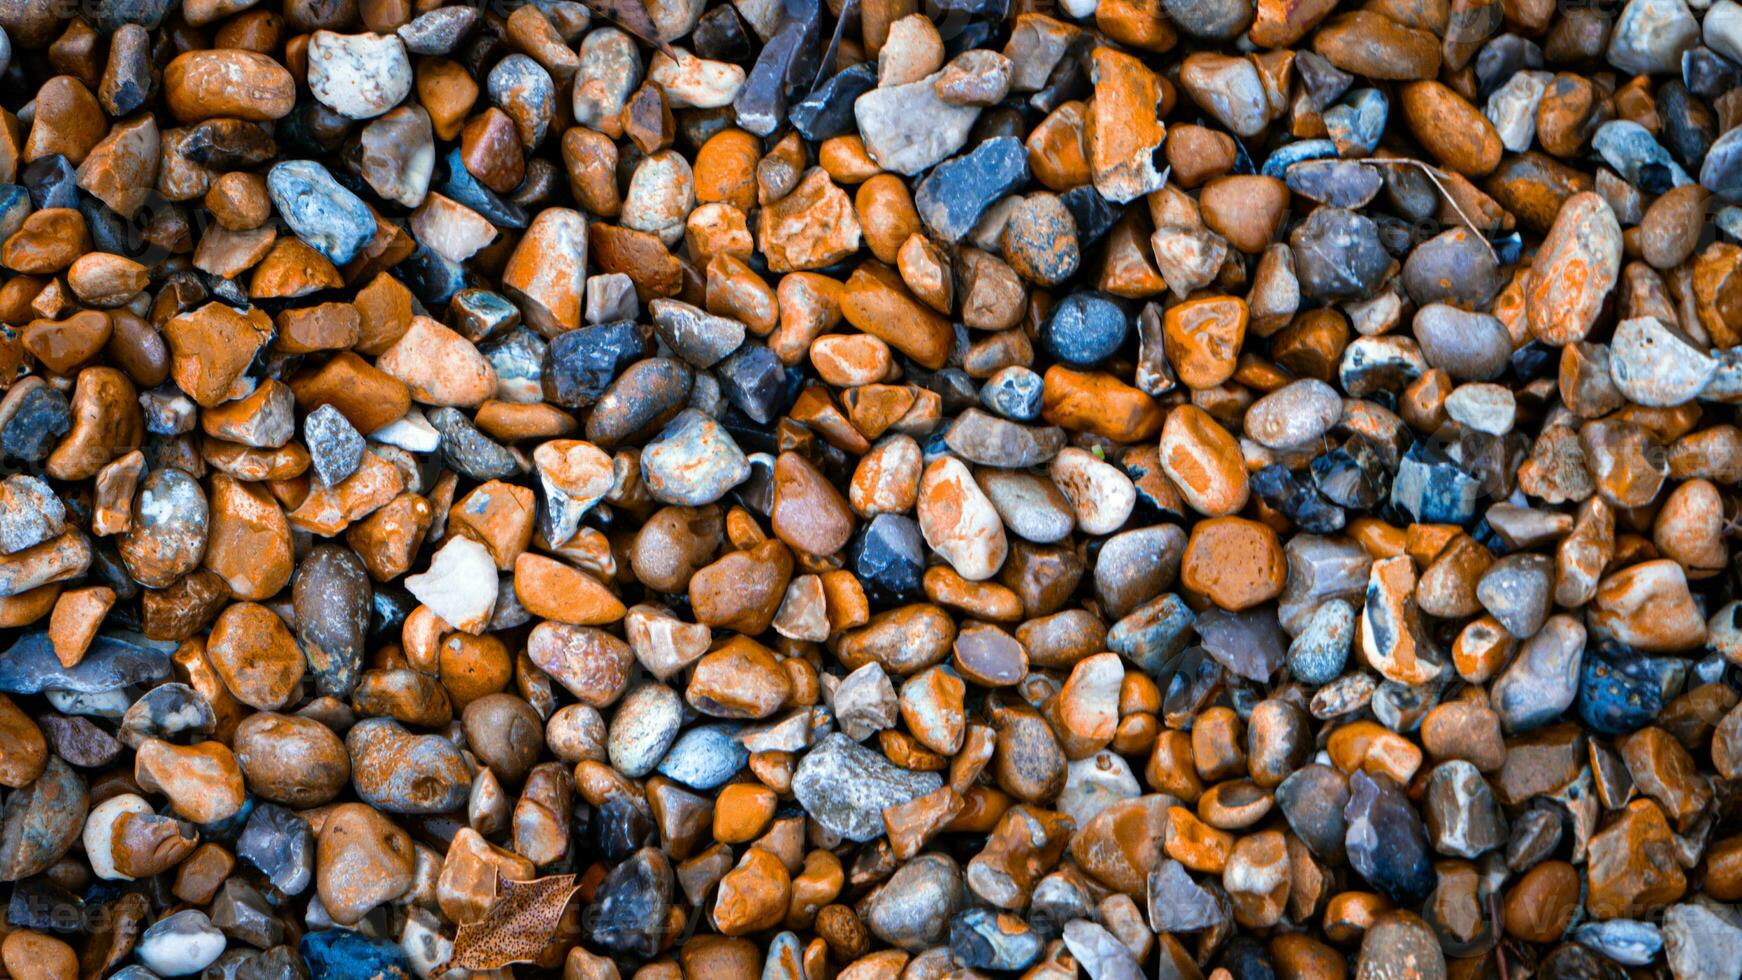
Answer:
[1350,156,1501,264]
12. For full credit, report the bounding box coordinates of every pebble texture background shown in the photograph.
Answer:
[0,0,1739,976]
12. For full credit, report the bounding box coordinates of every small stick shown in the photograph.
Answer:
[1351,156,1502,264]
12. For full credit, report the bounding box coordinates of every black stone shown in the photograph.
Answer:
[542,321,653,408]
[429,407,519,481]
[89,0,175,31]
[183,119,278,169]
[1294,50,1352,111]
[1683,46,1742,102]
[8,878,83,932]
[236,804,314,896]
[849,513,926,606]
[693,5,753,61]
[120,683,216,746]
[1474,34,1544,100]
[1252,464,1346,533]
[294,544,371,698]
[1289,207,1392,299]
[950,908,1045,972]
[586,848,673,959]
[1060,184,1121,248]
[733,0,822,136]
[0,632,175,695]
[594,795,655,863]
[0,384,71,463]
[24,155,79,210]
[396,245,468,307]
[1575,642,1667,736]
[1344,770,1437,907]
[789,62,876,142]
[437,148,528,229]
[1039,292,1128,367]
[1659,80,1717,173]
[716,343,789,425]
[913,136,1030,242]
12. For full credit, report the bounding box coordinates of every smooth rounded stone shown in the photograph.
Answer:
[655,725,747,789]
[1288,207,1391,299]
[1159,0,1252,39]
[39,715,120,769]
[1287,599,1355,685]
[1475,553,1553,639]
[1001,194,1080,286]
[0,756,87,880]
[1093,525,1185,621]
[1244,380,1341,449]
[265,160,375,266]
[1492,615,1586,732]
[918,456,1008,581]
[1412,304,1512,381]
[460,695,543,782]
[1040,293,1128,367]
[1606,0,1699,73]
[865,854,965,951]
[233,714,348,808]
[345,719,472,814]
[586,357,693,447]
[1048,448,1134,537]
[1285,159,1383,208]
[640,409,750,505]
[608,683,683,778]
[1344,770,1436,907]
[980,366,1044,421]
[118,467,208,589]
[136,910,225,977]
[793,732,944,841]
[950,908,1043,971]
[944,409,1066,468]
[1402,229,1499,309]
[237,803,314,895]
[1608,316,1716,407]
[307,32,411,120]
[1357,913,1446,980]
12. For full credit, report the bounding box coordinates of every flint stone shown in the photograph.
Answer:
[793,732,945,841]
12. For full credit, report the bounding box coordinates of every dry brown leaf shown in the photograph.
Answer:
[436,873,582,974]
